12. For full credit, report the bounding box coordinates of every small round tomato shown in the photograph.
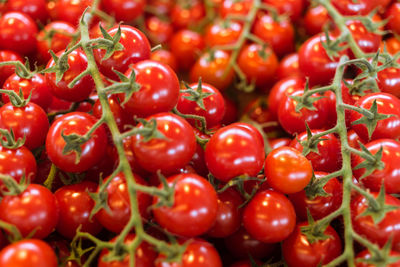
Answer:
[377,64,400,98]
[204,20,242,47]
[150,49,178,71]
[145,16,173,45]
[101,0,145,22]
[265,146,313,194]
[355,250,400,267]
[0,184,58,239]
[46,112,108,173]
[349,93,400,141]
[131,113,197,175]
[220,0,252,17]
[170,1,205,29]
[156,239,222,267]
[95,172,151,233]
[243,189,296,243]
[121,60,180,118]
[0,50,23,87]
[282,222,342,267]
[93,25,151,80]
[289,172,343,220]
[304,5,330,36]
[46,49,95,102]
[221,96,238,125]
[0,239,57,267]
[237,43,278,89]
[0,144,36,183]
[277,53,302,80]
[331,0,379,15]
[262,0,304,22]
[52,0,93,25]
[0,102,49,150]
[153,173,218,237]
[5,0,48,23]
[205,123,265,182]
[386,3,400,36]
[176,82,225,128]
[0,12,38,55]
[37,21,76,63]
[190,50,235,91]
[55,181,102,239]
[269,137,291,150]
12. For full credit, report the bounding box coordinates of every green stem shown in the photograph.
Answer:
[43,164,57,190]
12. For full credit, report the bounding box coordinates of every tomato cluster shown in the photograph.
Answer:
[0,0,399,266]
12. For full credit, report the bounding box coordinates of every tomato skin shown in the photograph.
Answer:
[46,49,95,102]
[98,234,157,267]
[304,5,330,36]
[277,53,302,80]
[289,172,343,220]
[0,50,23,87]
[237,43,278,89]
[0,145,36,183]
[190,50,235,91]
[153,173,218,237]
[220,0,252,18]
[262,0,304,22]
[52,0,92,25]
[177,82,225,128]
[243,190,296,243]
[282,223,342,267]
[93,25,151,80]
[101,0,145,22]
[151,49,178,72]
[95,172,151,233]
[145,16,173,46]
[386,3,400,36]
[269,137,291,150]
[331,0,378,15]
[350,93,400,141]
[377,65,400,98]
[0,184,58,239]
[0,102,49,150]
[343,20,381,56]
[121,60,180,118]
[171,1,205,29]
[204,20,242,47]
[205,123,265,182]
[352,139,400,194]
[46,112,108,173]
[265,146,313,194]
[352,192,400,251]
[156,239,222,267]
[0,239,58,267]
[54,181,102,239]
[355,250,400,267]
[170,30,205,71]
[5,0,48,23]
[0,12,38,55]
[132,113,197,175]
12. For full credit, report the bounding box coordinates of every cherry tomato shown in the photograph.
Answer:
[282,222,342,267]
[263,0,304,22]
[277,53,302,80]
[5,0,48,23]
[0,184,58,239]
[377,64,400,98]
[0,12,38,55]
[331,0,379,15]
[386,3,400,36]
[101,0,145,22]
[0,50,23,87]
[0,239,58,267]
[171,1,205,29]
[150,49,178,71]
[220,0,252,18]
[205,123,265,182]
[355,250,400,267]
[52,0,93,25]
[269,137,291,150]
[153,173,218,237]
[0,144,36,183]
[204,20,242,47]
[46,112,108,173]
[304,5,330,36]
[243,189,296,243]
[131,113,197,175]
[145,16,173,45]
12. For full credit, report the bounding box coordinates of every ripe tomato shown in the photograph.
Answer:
[204,20,242,47]
[156,239,222,267]
[52,0,93,25]
[386,3,400,36]
[243,190,296,243]
[265,146,313,194]
[0,12,38,55]
[377,64,400,98]
[282,223,342,267]
[262,0,304,22]
[0,184,58,239]
[331,0,379,15]
[101,0,145,22]
[355,250,400,267]
[46,112,108,173]
[131,113,196,175]
[46,49,95,102]
[0,144,37,183]
[304,5,330,36]
[349,93,400,141]
[121,60,180,118]
[5,0,48,23]
[170,1,205,29]
[205,123,265,182]
[277,53,302,80]
[289,172,343,220]
[0,239,57,267]
[93,25,151,80]
[0,102,49,150]
[145,16,173,45]
[54,181,102,239]
[0,50,23,87]
[150,49,178,71]
[220,0,252,18]
[269,137,291,150]
[95,172,151,233]
[153,173,218,237]
[352,192,400,251]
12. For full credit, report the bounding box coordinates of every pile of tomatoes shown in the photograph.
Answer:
[0,0,400,266]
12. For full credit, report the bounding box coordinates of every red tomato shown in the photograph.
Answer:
[263,0,304,22]
[220,0,252,18]
[171,1,205,29]
[349,93,400,141]
[131,113,197,175]
[0,184,58,239]
[52,0,92,25]
[355,250,400,267]
[205,123,265,182]
[0,144,36,183]
[121,60,180,118]
[0,102,49,150]
[377,64,400,98]
[331,0,379,15]
[352,192,400,251]
[386,3,400,36]
[93,25,151,80]
[5,0,48,23]
[156,239,222,267]
[95,172,151,233]
[304,5,330,36]
[282,222,342,267]
[204,20,242,47]
[46,112,108,173]
[153,173,218,237]
[101,0,145,22]
[150,49,178,72]
[243,190,296,243]
[0,50,23,86]
[277,53,302,80]
[145,16,173,45]
[265,146,313,194]
[221,96,238,125]
[0,12,38,55]
[269,137,291,150]
[0,239,58,267]
[289,172,343,220]
[54,181,102,239]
